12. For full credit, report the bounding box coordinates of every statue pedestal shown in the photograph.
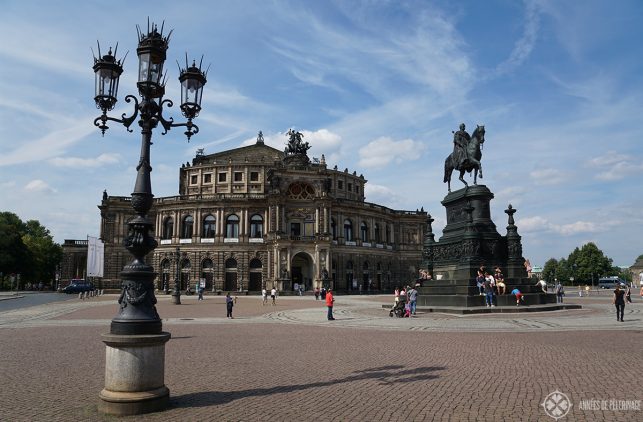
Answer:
[98,332,171,416]
[420,185,558,310]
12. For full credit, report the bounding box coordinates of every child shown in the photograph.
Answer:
[404,300,411,318]
[511,288,525,306]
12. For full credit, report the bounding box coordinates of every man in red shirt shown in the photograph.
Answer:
[326,288,335,320]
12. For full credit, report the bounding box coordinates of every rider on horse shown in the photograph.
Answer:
[452,123,470,171]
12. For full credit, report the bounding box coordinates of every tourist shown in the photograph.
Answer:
[555,280,564,303]
[399,286,407,305]
[625,284,632,304]
[495,267,506,295]
[226,292,234,319]
[261,288,267,306]
[271,287,277,306]
[484,271,495,307]
[511,288,525,306]
[314,286,320,300]
[326,288,335,320]
[475,269,485,295]
[536,279,547,293]
[321,287,326,300]
[394,286,400,304]
[407,285,418,315]
[613,284,625,322]
[198,285,204,301]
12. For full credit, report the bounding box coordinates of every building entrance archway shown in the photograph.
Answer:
[225,258,237,292]
[248,258,262,291]
[291,252,313,292]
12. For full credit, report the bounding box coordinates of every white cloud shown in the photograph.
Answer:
[586,151,643,181]
[358,137,426,168]
[529,168,565,185]
[48,153,121,168]
[240,128,343,159]
[364,183,401,206]
[24,179,56,194]
[494,0,542,75]
[518,215,615,236]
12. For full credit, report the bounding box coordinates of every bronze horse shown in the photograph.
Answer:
[444,125,485,192]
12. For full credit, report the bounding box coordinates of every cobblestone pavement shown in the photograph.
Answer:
[0,294,641,421]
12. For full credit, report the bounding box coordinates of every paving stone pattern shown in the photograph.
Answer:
[0,294,641,421]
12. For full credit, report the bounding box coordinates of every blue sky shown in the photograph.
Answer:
[0,0,642,267]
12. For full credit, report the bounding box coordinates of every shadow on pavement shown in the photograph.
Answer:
[171,365,446,408]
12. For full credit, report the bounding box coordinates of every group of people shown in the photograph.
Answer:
[475,266,509,307]
[261,288,278,306]
[393,285,419,317]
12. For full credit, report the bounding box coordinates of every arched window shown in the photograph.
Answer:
[249,258,262,269]
[331,218,337,240]
[374,224,380,243]
[202,259,214,270]
[250,214,263,238]
[344,219,353,241]
[181,215,194,239]
[226,214,239,238]
[162,217,173,240]
[202,215,216,238]
[360,222,368,242]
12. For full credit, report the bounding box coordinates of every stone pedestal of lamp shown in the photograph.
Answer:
[98,332,171,416]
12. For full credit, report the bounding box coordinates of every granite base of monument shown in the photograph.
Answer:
[418,184,578,313]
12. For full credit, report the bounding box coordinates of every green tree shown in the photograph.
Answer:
[556,258,571,285]
[567,242,614,285]
[0,212,62,289]
[542,258,558,282]
[22,220,62,286]
[0,212,31,284]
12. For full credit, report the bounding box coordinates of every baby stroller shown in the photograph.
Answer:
[389,298,408,318]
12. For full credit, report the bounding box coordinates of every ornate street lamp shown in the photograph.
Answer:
[92,21,207,416]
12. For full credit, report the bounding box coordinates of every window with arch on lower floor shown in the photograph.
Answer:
[250,214,263,238]
[202,215,216,238]
[162,217,174,240]
[344,219,353,241]
[181,215,194,239]
[226,214,239,238]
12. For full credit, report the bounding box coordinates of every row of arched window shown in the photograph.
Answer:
[330,218,390,243]
[162,214,264,240]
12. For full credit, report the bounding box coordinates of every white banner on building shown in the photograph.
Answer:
[87,236,104,278]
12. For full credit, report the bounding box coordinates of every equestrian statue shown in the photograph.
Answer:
[444,123,485,192]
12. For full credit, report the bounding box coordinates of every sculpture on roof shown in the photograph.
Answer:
[284,129,311,155]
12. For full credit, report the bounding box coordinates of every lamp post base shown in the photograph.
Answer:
[171,292,181,304]
[98,332,171,416]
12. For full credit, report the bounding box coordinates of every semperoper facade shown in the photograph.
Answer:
[98,131,426,292]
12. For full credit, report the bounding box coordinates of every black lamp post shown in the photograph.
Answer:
[92,21,207,416]
[172,246,181,304]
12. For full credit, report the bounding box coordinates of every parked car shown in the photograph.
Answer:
[597,277,626,289]
[62,279,94,294]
